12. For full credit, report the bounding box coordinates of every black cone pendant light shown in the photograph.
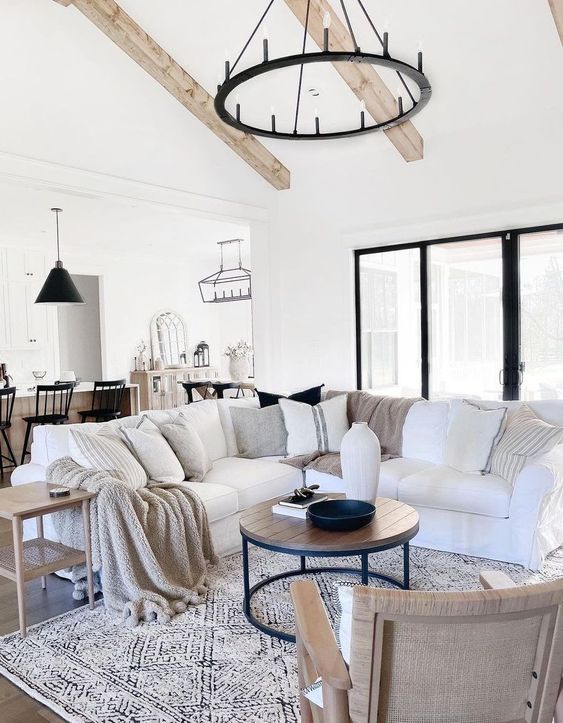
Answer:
[35,208,84,305]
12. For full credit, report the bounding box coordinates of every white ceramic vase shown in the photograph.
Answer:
[341,422,381,504]
[229,357,250,381]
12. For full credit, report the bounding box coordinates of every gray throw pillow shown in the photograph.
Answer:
[230,405,288,458]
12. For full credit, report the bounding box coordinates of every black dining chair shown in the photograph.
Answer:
[78,379,126,423]
[20,383,75,464]
[181,380,214,404]
[0,387,17,474]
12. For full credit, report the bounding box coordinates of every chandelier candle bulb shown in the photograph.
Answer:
[418,50,423,72]
[224,59,230,80]
[214,0,431,140]
[398,96,403,115]
[236,103,241,122]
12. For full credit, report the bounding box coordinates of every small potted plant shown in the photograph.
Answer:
[224,340,253,380]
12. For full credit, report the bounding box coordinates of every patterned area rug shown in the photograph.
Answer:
[1,545,563,723]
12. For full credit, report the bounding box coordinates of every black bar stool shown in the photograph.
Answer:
[78,379,126,423]
[0,387,17,474]
[20,383,75,464]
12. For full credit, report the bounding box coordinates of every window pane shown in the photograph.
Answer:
[359,249,421,396]
[519,230,563,400]
[429,238,503,400]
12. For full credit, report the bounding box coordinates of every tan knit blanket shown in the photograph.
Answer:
[48,457,217,626]
[282,392,421,478]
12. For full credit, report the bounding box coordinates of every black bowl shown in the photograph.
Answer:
[307,499,376,532]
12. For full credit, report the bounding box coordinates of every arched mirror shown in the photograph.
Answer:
[150,310,188,368]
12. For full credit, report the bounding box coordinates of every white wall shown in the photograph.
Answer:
[58,274,103,381]
[264,124,563,391]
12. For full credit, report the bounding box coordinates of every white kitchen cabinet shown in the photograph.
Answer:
[0,248,49,349]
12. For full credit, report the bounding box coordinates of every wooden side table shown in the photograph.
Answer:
[0,482,96,637]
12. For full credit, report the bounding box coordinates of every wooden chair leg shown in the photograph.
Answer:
[20,422,33,465]
[296,635,316,723]
[2,429,17,467]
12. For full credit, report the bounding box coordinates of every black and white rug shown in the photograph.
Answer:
[0,545,562,723]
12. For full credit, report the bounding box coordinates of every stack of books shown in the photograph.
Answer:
[272,493,328,519]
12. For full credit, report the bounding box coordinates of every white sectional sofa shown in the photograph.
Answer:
[11,396,563,570]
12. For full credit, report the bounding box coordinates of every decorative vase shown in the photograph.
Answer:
[340,422,381,504]
[229,357,250,381]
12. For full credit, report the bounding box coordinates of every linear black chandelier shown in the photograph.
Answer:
[215,0,431,140]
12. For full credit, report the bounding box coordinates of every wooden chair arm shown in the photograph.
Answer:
[479,571,517,590]
[290,580,351,690]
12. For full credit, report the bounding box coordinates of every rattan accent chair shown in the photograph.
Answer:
[291,573,563,723]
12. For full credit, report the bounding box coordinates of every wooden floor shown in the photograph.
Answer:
[0,471,90,722]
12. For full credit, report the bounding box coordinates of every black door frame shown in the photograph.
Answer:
[354,222,563,400]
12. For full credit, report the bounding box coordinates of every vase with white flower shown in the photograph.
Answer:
[224,340,253,381]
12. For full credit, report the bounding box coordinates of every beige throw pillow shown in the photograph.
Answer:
[160,413,212,482]
[69,428,147,489]
[120,416,184,484]
[490,404,563,484]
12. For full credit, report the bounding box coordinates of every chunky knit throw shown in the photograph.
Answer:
[47,457,217,626]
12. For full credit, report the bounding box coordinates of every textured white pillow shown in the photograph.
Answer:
[120,416,184,484]
[160,413,212,483]
[69,428,147,489]
[174,401,227,461]
[279,395,349,457]
[445,401,506,474]
[402,400,450,464]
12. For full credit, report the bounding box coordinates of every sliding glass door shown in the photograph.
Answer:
[519,229,563,400]
[358,248,421,396]
[355,224,563,401]
[428,238,504,400]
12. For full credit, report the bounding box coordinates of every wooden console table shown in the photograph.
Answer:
[0,483,96,637]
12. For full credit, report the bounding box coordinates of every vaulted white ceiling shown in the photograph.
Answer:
[0,0,562,251]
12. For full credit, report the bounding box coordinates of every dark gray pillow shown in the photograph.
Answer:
[230,405,287,458]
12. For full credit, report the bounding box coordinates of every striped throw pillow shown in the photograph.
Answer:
[490,405,563,484]
[279,394,349,457]
[69,429,147,490]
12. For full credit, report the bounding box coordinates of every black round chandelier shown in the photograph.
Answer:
[215,0,431,141]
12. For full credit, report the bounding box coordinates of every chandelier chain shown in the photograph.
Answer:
[292,0,312,134]
[339,0,359,52]
[231,0,276,76]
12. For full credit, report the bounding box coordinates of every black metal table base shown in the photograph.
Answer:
[242,538,410,643]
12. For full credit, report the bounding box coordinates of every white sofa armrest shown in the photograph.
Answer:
[11,463,47,486]
[509,444,563,569]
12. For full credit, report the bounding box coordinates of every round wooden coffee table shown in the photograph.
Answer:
[239,495,419,642]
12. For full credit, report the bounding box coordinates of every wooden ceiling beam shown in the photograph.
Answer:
[548,0,563,44]
[284,0,424,162]
[52,0,290,190]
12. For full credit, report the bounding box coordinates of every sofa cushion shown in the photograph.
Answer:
[379,458,436,499]
[202,457,302,509]
[217,397,260,457]
[402,401,449,464]
[398,465,512,518]
[174,401,228,462]
[181,481,238,523]
[304,457,434,500]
